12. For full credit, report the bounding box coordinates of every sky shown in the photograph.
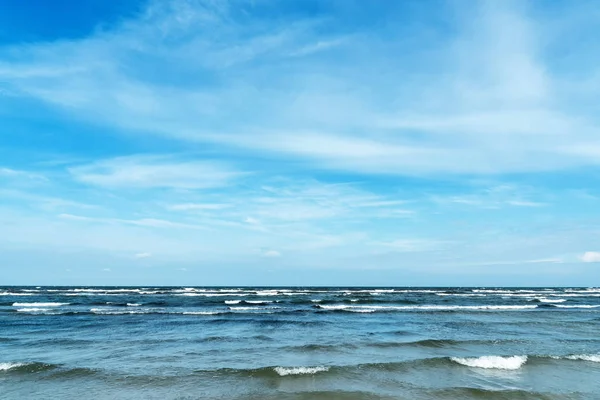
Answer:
[1,0,599,286]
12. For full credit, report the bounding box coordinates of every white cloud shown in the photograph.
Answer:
[0,167,47,181]
[134,252,152,259]
[2,1,600,175]
[58,213,206,230]
[262,250,281,258]
[69,155,243,189]
[168,203,230,211]
[373,239,446,253]
[581,252,600,263]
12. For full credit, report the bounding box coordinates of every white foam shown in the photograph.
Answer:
[436,293,487,297]
[229,306,280,311]
[451,355,527,370]
[16,308,52,313]
[225,300,241,305]
[0,362,24,371]
[90,309,143,315]
[532,298,566,303]
[274,366,329,376]
[554,305,600,308]
[12,302,68,307]
[256,290,279,296]
[182,311,222,315]
[317,304,537,312]
[245,300,272,304]
[127,303,141,307]
[0,292,33,296]
[566,354,600,363]
[177,293,246,297]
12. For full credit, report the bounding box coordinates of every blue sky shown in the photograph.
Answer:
[1,0,599,286]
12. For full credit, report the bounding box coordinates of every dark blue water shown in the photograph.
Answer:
[1,287,600,399]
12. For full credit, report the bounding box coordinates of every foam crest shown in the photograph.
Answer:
[554,305,600,308]
[316,304,537,312]
[450,355,527,370]
[225,300,241,305]
[0,362,24,371]
[16,308,52,313]
[532,298,566,303]
[566,354,600,362]
[229,306,280,311]
[274,366,329,376]
[13,302,68,307]
[182,311,222,315]
[0,292,33,296]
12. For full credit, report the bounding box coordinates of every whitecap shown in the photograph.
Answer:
[0,292,33,296]
[531,298,566,303]
[182,311,222,315]
[225,300,241,305]
[0,362,24,371]
[274,366,329,376]
[316,304,537,312]
[12,302,68,307]
[16,308,52,313]
[450,355,527,370]
[554,305,600,308]
[255,290,279,296]
[565,354,600,362]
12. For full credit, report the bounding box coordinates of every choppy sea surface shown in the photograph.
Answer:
[1,286,600,399]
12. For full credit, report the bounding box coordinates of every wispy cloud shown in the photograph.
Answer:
[69,155,243,189]
[134,252,152,259]
[2,0,600,176]
[581,252,600,263]
[0,167,47,181]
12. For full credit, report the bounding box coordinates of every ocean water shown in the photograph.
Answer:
[1,287,600,399]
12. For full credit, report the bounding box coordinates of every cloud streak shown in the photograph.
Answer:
[1,0,600,176]
[69,155,243,189]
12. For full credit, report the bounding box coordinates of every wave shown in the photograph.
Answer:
[529,298,566,303]
[274,366,329,376]
[16,308,54,313]
[224,300,273,305]
[0,362,58,373]
[553,305,600,309]
[450,355,528,370]
[430,387,558,400]
[182,311,224,315]
[0,362,24,371]
[315,304,538,312]
[564,354,600,362]
[12,302,69,307]
[0,292,34,296]
[373,338,490,349]
[228,306,280,312]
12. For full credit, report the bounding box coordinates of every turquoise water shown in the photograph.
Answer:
[1,287,600,399]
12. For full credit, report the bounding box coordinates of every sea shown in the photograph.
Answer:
[1,287,599,399]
